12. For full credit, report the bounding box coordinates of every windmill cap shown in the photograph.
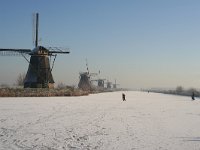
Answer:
[30,46,49,55]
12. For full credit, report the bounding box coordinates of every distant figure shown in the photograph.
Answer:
[192,92,195,100]
[122,93,126,101]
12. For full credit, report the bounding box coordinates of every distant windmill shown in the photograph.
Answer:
[0,13,70,88]
[106,80,112,89]
[97,79,106,88]
[91,70,106,89]
[78,59,97,91]
[78,72,91,91]
[113,79,120,89]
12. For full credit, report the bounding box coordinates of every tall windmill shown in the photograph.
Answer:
[0,13,70,88]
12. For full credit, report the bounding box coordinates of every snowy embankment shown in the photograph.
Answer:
[0,91,200,150]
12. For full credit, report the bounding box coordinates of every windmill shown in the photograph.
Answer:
[97,79,106,88]
[91,70,106,89]
[90,78,106,91]
[0,13,70,88]
[106,80,112,89]
[78,59,97,91]
[113,79,120,89]
[78,72,91,91]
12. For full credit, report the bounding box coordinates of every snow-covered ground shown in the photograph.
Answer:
[0,91,200,150]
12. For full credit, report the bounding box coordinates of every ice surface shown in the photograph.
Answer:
[0,91,200,150]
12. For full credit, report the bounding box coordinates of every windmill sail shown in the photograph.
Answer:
[0,49,31,56]
[47,47,70,54]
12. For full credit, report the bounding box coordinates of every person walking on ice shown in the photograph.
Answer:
[122,93,126,101]
[192,92,195,100]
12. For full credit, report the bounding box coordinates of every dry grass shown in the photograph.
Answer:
[0,88,89,97]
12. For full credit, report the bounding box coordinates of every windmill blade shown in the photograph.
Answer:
[32,13,36,47]
[47,47,70,54]
[0,49,32,56]
[32,13,39,48]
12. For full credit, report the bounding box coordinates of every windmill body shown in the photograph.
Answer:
[113,84,120,89]
[97,79,105,88]
[113,79,120,89]
[106,81,112,89]
[24,46,54,88]
[78,72,91,91]
[78,60,98,91]
[113,84,117,89]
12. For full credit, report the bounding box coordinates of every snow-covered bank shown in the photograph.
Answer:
[0,91,200,150]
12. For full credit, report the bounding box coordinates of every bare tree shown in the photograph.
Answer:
[176,86,183,94]
[16,73,26,86]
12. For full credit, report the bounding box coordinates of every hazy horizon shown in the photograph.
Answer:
[1,0,200,89]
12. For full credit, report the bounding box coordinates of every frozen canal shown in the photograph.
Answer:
[0,91,200,150]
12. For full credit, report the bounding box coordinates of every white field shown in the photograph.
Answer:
[0,91,200,150]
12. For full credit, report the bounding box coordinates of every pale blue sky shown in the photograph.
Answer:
[1,0,200,89]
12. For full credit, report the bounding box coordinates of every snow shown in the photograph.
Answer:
[0,91,200,150]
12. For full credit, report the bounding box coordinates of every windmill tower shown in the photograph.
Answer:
[78,72,91,91]
[106,80,112,89]
[97,79,106,88]
[90,79,106,90]
[113,79,120,89]
[78,59,97,91]
[0,13,70,88]
[91,70,106,89]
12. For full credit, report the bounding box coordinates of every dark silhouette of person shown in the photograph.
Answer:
[122,93,126,101]
[192,92,195,100]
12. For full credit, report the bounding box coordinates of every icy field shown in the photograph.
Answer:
[1,91,200,150]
